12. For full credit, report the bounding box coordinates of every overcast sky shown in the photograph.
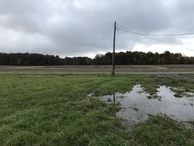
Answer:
[0,0,194,58]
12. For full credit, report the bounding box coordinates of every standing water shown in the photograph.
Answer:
[98,85,194,127]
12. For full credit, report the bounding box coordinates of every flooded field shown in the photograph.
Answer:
[94,85,194,128]
[2,74,194,145]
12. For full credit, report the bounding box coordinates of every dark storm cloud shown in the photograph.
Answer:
[0,0,194,57]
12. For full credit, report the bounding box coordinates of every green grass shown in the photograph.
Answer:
[0,74,194,145]
[153,75,194,97]
[128,115,194,146]
[184,74,194,78]
[0,74,141,145]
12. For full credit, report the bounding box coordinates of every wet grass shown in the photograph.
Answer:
[128,115,194,146]
[184,74,194,78]
[191,121,194,127]
[0,74,194,145]
[0,74,143,146]
[153,75,194,97]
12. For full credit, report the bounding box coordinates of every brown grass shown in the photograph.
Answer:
[0,65,194,74]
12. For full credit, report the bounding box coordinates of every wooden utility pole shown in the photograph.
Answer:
[112,21,116,75]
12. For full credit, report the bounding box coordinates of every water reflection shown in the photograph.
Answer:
[113,93,115,104]
[99,85,194,126]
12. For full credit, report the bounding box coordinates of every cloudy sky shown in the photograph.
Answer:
[0,0,194,58]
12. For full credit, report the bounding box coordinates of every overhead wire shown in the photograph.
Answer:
[117,25,177,44]
[117,24,194,37]
[1,24,193,43]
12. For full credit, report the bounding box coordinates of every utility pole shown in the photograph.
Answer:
[112,21,116,75]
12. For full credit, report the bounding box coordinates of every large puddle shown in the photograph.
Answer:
[96,85,194,128]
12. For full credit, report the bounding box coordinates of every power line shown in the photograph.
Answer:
[117,24,194,37]
[118,27,177,44]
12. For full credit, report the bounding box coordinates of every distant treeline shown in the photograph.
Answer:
[0,53,60,65]
[92,51,194,65]
[0,51,194,65]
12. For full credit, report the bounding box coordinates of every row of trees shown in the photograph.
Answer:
[0,53,60,65]
[93,51,194,65]
[0,51,194,66]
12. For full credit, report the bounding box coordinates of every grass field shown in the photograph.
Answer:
[1,64,194,74]
[0,74,194,145]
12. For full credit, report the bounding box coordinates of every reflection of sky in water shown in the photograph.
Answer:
[99,85,194,124]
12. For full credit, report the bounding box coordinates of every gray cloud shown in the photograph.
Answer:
[0,0,194,58]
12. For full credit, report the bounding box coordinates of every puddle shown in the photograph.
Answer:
[96,85,194,129]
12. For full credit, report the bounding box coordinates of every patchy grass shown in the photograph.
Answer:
[152,75,194,97]
[128,115,194,146]
[184,74,194,78]
[139,77,158,95]
[191,121,194,127]
[0,74,194,145]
